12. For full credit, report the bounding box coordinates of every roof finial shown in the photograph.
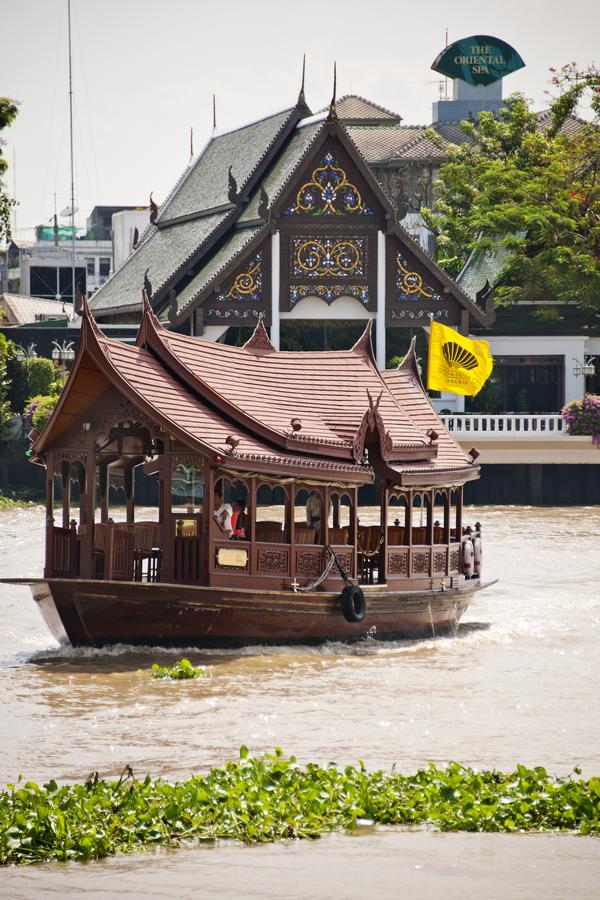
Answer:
[327,61,338,121]
[298,54,306,104]
[190,125,194,162]
[212,93,217,132]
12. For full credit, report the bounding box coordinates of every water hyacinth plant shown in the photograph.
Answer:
[1,750,600,865]
[151,658,204,680]
[561,394,600,444]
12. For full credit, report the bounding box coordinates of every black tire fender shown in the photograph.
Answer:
[340,584,366,623]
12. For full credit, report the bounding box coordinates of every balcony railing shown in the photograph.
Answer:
[440,413,566,437]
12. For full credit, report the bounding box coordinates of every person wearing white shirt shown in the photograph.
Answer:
[213,488,233,536]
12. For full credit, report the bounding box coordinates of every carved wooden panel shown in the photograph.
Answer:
[449,548,460,573]
[296,550,323,577]
[433,551,447,574]
[334,551,353,576]
[257,548,289,575]
[388,549,408,576]
[412,551,430,575]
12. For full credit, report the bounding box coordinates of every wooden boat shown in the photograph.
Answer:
[6,301,490,647]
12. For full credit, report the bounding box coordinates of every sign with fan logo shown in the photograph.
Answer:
[427,321,493,396]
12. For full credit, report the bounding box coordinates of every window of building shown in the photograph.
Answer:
[85,258,95,276]
[99,258,111,278]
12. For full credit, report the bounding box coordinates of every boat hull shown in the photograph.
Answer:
[7,577,490,648]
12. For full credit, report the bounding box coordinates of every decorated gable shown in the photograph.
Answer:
[385,234,464,326]
[278,137,384,312]
[171,232,271,329]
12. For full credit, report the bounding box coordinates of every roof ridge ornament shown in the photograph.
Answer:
[212,93,217,132]
[257,186,269,221]
[228,166,239,204]
[327,62,338,122]
[149,193,158,225]
[143,268,153,303]
[298,54,306,105]
[243,313,276,354]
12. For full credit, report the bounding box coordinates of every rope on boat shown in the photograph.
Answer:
[294,545,352,593]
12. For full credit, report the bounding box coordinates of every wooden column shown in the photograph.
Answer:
[332,493,340,529]
[271,230,280,349]
[443,491,450,544]
[99,462,109,523]
[78,453,96,578]
[60,459,70,529]
[160,455,174,583]
[456,486,463,539]
[379,481,388,583]
[44,452,55,578]
[427,490,434,546]
[376,231,386,369]
[125,464,135,526]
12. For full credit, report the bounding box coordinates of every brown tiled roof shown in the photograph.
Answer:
[348,125,450,163]
[144,313,431,458]
[381,348,472,474]
[35,308,478,484]
[324,95,402,124]
[536,109,589,138]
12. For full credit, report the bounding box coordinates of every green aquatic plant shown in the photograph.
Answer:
[1,752,599,865]
[151,658,204,680]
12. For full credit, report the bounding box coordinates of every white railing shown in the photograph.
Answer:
[439,413,566,437]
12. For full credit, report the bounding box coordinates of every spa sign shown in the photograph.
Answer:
[432,35,525,87]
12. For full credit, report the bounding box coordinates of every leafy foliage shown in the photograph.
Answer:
[422,68,600,309]
[24,394,60,433]
[0,334,14,438]
[1,752,599,865]
[0,98,18,243]
[151,658,204,680]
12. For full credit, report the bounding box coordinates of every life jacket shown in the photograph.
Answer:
[231,510,246,539]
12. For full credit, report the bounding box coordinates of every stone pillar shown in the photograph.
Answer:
[271,231,280,350]
[376,231,386,370]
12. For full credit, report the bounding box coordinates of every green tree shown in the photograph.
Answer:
[422,67,600,310]
[0,333,14,438]
[0,97,19,243]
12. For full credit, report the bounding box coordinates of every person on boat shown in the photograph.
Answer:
[213,488,233,537]
[306,491,323,541]
[230,499,247,540]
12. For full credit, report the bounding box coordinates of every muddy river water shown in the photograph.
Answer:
[0,505,599,898]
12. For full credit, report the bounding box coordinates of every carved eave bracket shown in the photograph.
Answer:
[352,389,393,464]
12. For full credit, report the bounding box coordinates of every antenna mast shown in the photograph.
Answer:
[67,0,76,305]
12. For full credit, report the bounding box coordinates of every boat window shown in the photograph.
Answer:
[432,491,448,544]
[172,463,204,515]
[411,492,430,545]
[328,492,352,545]
[256,483,288,542]
[387,492,408,546]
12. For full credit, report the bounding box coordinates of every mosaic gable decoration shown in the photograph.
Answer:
[293,237,365,278]
[396,252,443,302]
[285,151,374,216]
[216,252,263,304]
[290,284,369,306]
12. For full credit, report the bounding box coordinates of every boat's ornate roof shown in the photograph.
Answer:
[34,304,475,486]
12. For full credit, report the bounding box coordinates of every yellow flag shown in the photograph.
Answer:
[427,321,493,396]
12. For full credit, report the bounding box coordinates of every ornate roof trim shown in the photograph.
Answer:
[243,314,276,353]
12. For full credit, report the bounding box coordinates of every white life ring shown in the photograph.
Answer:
[473,536,483,577]
[462,537,474,578]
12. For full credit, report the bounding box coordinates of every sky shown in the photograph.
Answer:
[2,0,599,239]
